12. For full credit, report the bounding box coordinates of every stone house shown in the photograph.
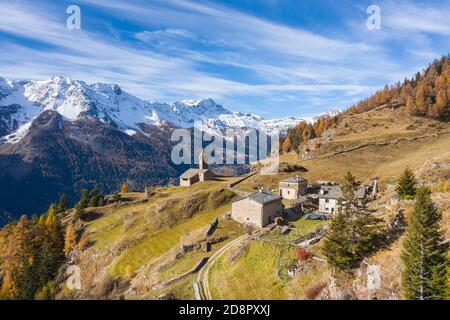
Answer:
[318,184,367,214]
[179,149,215,186]
[318,185,343,214]
[231,190,283,228]
[279,175,308,199]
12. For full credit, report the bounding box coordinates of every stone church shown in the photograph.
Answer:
[179,149,215,186]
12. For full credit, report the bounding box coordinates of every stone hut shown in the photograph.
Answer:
[231,190,283,228]
[279,175,308,199]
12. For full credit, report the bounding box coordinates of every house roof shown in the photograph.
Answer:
[319,185,367,200]
[280,176,307,184]
[233,191,282,205]
[319,185,343,199]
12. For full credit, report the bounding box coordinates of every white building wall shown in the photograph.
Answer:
[319,198,339,214]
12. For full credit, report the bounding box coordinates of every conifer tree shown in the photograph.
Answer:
[121,183,128,193]
[322,211,354,270]
[401,187,448,300]
[396,167,417,200]
[57,194,68,215]
[0,205,66,299]
[112,191,121,203]
[88,196,98,208]
[79,189,89,209]
[323,171,384,271]
[64,223,77,257]
[74,202,85,220]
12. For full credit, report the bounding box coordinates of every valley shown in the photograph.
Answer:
[1,56,449,301]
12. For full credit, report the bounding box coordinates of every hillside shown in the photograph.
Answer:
[244,107,450,191]
[205,107,450,300]
[1,102,448,300]
[44,104,449,300]
[55,177,244,299]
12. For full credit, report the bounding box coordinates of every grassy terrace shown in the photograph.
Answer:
[112,204,231,276]
[208,216,328,300]
[86,177,243,277]
[209,240,330,300]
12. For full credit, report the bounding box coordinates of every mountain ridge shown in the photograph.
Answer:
[0,76,306,145]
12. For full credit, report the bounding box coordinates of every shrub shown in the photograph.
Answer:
[297,248,311,261]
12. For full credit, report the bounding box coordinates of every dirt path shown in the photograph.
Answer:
[196,234,250,300]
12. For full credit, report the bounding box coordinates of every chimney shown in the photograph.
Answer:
[371,177,379,198]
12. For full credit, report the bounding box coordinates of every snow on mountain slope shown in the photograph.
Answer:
[0,76,306,144]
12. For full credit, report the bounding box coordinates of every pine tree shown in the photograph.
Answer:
[322,171,384,271]
[64,223,77,257]
[0,205,66,300]
[57,194,68,215]
[88,196,98,208]
[322,212,354,270]
[112,191,121,203]
[406,96,416,113]
[282,137,292,153]
[121,183,129,193]
[88,187,101,207]
[401,187,448,300]
[79,189,89,209]
[43,205,64,276]
[74,202,85,220]
[396,167,417,200]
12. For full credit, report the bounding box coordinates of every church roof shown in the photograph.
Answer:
[180,168,211,179]
[180,169,200,179]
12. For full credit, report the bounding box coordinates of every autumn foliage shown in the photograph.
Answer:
[347,56,450,119]
[282,56,450,154]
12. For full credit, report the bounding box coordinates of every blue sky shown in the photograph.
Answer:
[0,0,449,118]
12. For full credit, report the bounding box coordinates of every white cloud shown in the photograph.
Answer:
[383,1,450,36]
[134,28,196,43]
[1,0,448,117]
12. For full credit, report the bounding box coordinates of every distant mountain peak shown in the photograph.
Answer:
[0,76,306,144]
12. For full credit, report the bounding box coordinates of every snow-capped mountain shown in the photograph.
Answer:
[314,109,342,120]
[0,76,311,219]
[0,76,304,144]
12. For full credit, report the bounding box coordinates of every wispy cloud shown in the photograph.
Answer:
[0,0,449,118]
[383,0,450,35]
[134,28,196,43]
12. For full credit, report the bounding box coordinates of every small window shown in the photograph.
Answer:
[325,198,329,203]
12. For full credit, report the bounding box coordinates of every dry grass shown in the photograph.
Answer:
[85,178,244,277]
[238,114,450,192]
